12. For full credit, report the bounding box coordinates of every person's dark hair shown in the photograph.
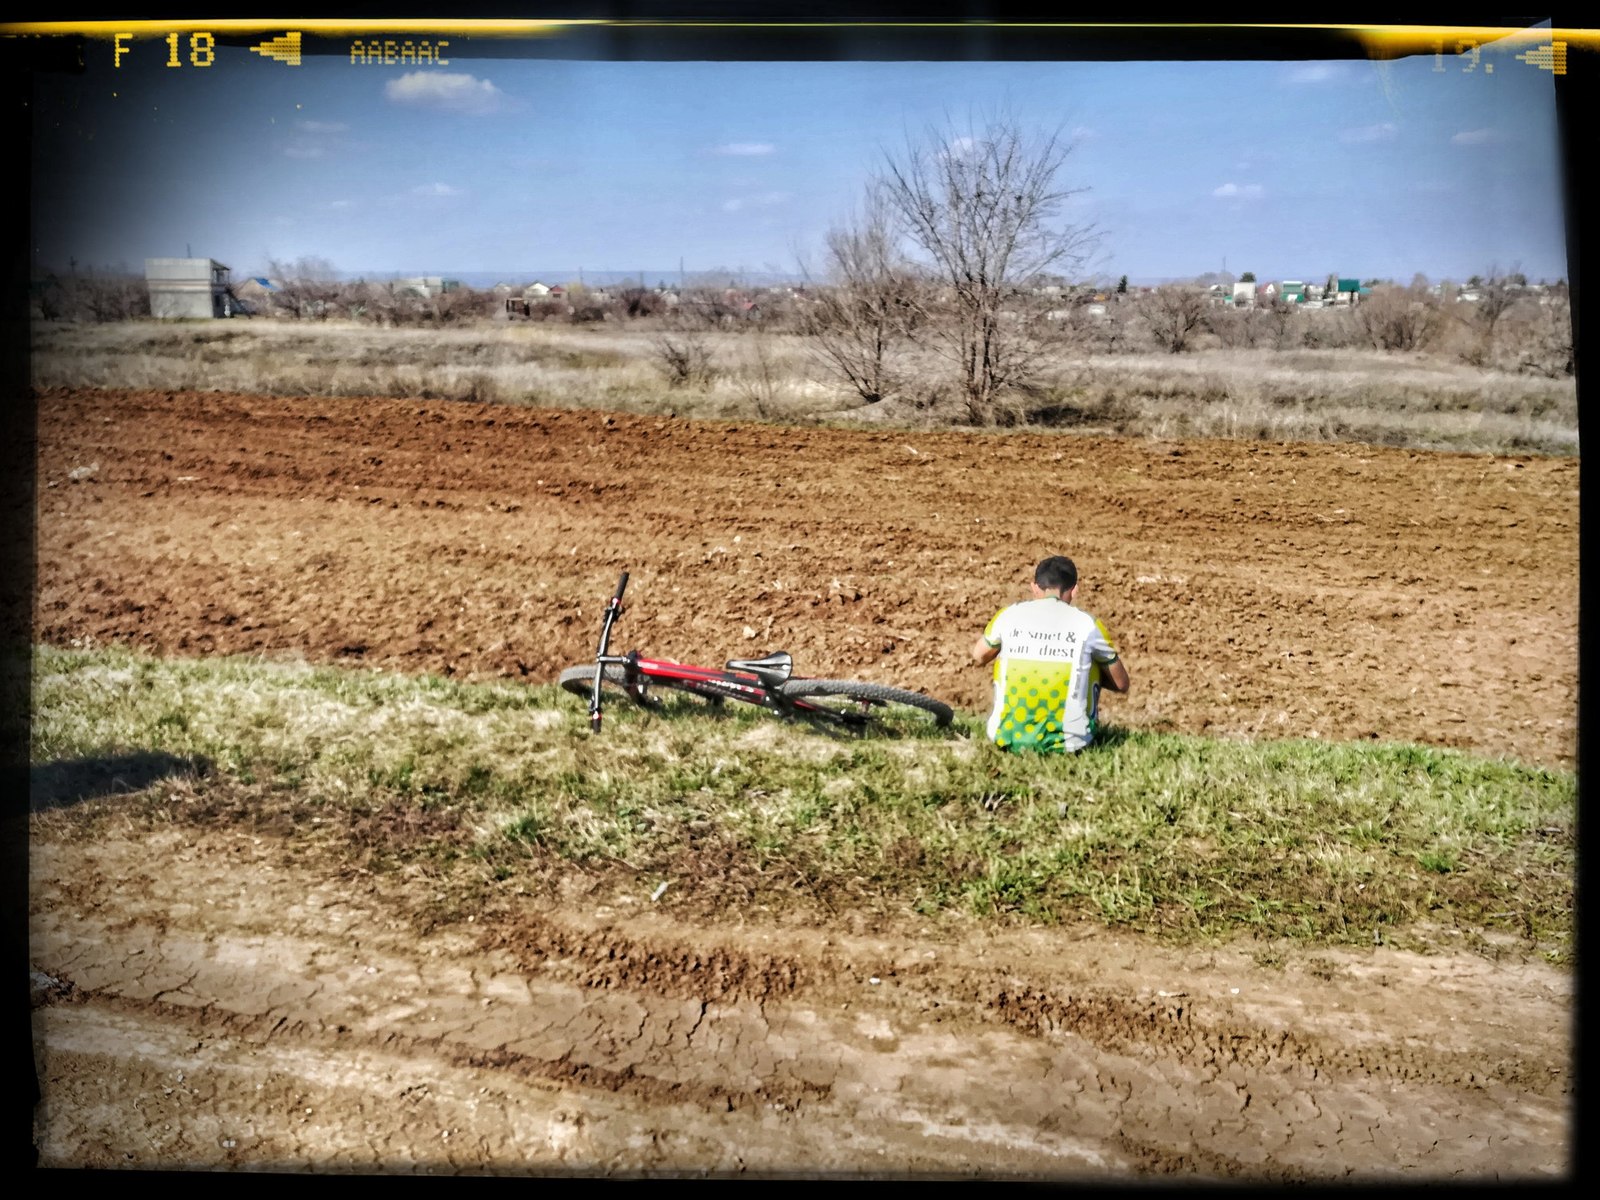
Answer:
[1035,555,1077,593]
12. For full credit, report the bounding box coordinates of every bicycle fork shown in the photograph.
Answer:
[590,571,630,732]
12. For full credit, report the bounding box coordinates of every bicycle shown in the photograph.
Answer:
[559,572,955,736]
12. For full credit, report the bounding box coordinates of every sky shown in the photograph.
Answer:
[26,24,1573,286]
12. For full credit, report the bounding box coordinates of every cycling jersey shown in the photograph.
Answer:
[982,597,1120,753]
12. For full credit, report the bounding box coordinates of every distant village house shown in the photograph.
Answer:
[145,257,237,319]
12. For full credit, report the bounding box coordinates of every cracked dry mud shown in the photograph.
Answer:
[29,388,1576,1177]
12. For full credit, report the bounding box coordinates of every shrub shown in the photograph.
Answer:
[1504,291,1574,378]
[618,288,664,318]
[1352,285,1444,352]
[1205,306,1268,350]
[1141,286,1208,354]
[651,330,716,388]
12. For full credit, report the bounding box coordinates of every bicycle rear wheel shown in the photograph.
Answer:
[558,664,727,714]
[779,678,954,734]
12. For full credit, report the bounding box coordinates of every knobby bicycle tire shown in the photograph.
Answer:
[778,678,954,727]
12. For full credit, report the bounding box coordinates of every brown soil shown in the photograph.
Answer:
[28,387,1577,1178]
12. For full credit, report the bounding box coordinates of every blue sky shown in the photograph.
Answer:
[29,31,1571,285]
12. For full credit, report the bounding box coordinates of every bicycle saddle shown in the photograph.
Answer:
[725,651,793,686]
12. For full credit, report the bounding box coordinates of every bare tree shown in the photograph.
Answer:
[269,257,342,320]
[1509,284,1573,378]
[68,271,149,322]
[1354,282,1442,352]
[802,187,923,404]
[618,287,665,318]
[874,115,1096,422]
[1142,286,1207,353]
[1205,304,1266,349]
[1262,296,1298,350]
[673,287,740,330]
[1459,265,1521,363]
[1096,302,1135,354]
[356,279,406,326]
[32,275,67,321]
[1035,297,1098,355]
[426,286,498,325]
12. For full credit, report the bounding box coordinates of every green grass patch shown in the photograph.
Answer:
[29,645,1575,957]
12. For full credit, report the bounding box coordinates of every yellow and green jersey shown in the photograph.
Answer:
[982,597,1120,753]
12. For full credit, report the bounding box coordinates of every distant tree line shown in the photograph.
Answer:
[30,246,1571,390]
[31,271,151,322]
[1067,269,1570,379]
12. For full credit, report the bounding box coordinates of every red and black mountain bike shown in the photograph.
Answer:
[561,572,955,736]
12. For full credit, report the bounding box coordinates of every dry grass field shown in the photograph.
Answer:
[28,317,1579,455]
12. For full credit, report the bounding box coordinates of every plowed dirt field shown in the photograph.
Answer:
[28,387,1577,1178]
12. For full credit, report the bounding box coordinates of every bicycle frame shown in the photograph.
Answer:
[587,571,836,732]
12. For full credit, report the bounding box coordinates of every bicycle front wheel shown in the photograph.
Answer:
[779,678,954,734]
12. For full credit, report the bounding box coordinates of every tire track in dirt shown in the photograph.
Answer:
[30,829,1571,1177]
[32,905,1566,1179]
[981,983,1567,1095]
[32,1002,793,1174]
[485,918,809,1007]
[487,890,1568,1089]
[34,978,828,1116]
[482,909,1567,1099]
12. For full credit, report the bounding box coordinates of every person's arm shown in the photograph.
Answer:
[1089,614,1128,693]
[972,630,999,666]
[1099,656,1130,694]
[972,606,1005,665]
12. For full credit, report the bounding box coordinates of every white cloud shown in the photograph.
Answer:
[1339,122,1398,144]
[411,182,463,197]
[1212,182,1264,199]
[721,191,791,213]
[284,118,348,159]
[1069,126,1098,141]
[329,199,355,209]
[1451,128,1499,145]
[1286,63,1343,83]
[941,135,978,160]
[712,141,775,156]
[385,72,506,115]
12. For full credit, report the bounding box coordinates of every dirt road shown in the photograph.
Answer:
[29,828,1572,1178]
[28,387,1577,1177]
